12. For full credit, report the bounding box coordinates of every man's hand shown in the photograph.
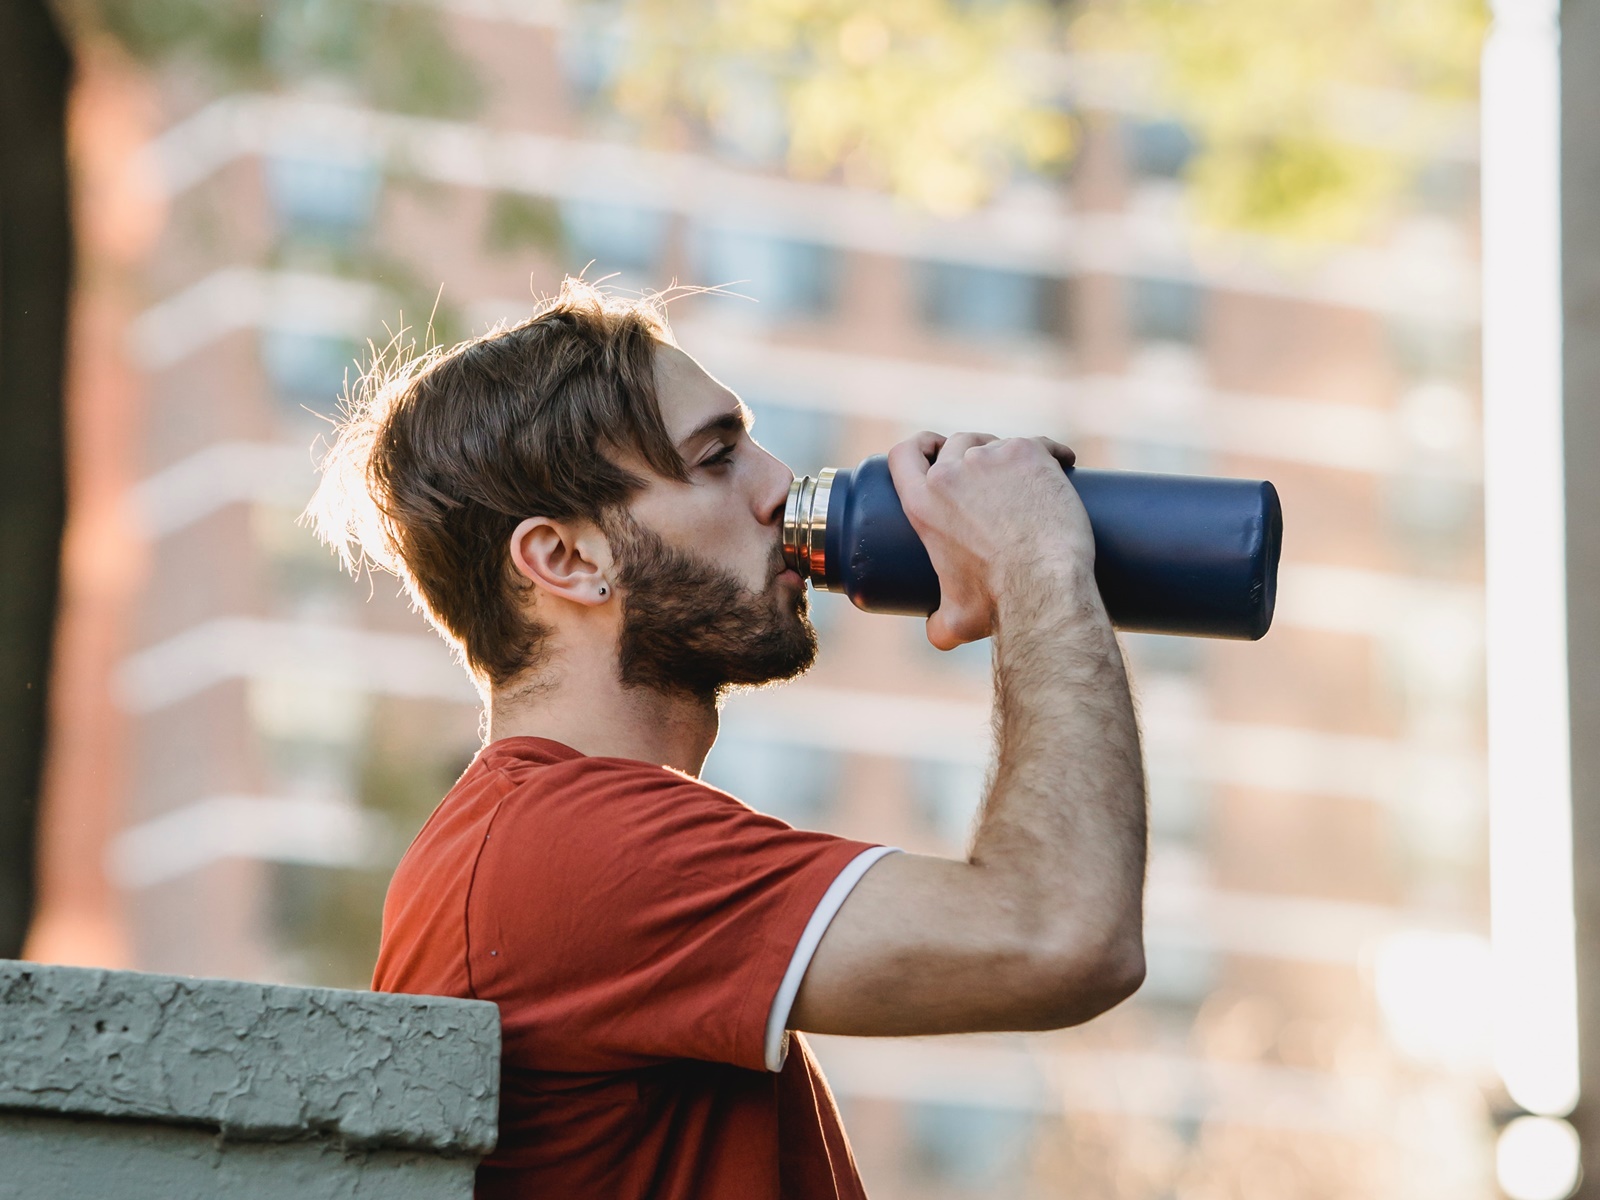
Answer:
[887,431,1092,650]
[789,430,1146,1039]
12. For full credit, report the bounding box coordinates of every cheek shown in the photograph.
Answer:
[636,488,743,554]
[626,470,767,559]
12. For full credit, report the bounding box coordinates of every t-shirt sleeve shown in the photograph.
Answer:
[466,757,882,1074]
[762,844,900,1072]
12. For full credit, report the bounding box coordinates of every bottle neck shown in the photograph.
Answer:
[781,468,837,586]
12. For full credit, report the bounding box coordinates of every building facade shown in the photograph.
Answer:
[41,6,1496,1197]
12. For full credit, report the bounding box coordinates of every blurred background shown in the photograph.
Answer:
[4,0,1590,1196]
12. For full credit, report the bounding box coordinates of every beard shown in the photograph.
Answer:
[606,512,818,704]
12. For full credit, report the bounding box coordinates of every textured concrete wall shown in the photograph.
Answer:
[0,961,500,1199]
[0,1113,469,1200]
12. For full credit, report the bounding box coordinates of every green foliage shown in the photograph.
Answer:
[89,0,265,76]
[75,0,481,116]
[607,0,1076,216]
[601,0,1486,241]
[1075,0,1488,240]
[1187,136,1405,244]
[485,193,564,255]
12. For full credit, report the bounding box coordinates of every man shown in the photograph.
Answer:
[309,279,1147,1199]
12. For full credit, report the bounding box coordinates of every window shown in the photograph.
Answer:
[691,226,840,320]
[560,200,669,279]
[904,617,991,679]
[1147,763,1210,844]
[260,330,358,422]
[746,399,837,478]
[1124,666,1209,844]
[1126,119,1197,179]
[1142,938,1219,1005]
[1385,380,1480,561]
[1121,631,1206,676]
[706,64,786,166]
[1130,277,1204,345]
[558,0,630,103]
[910,759,987,852]
[1386,315,1477,382]
[700,736,840,830]
[907,1102,1036,1189]
[914,260,1062,341]
[265,155,380,239]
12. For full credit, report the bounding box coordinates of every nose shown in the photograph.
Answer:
[755,442,793,528]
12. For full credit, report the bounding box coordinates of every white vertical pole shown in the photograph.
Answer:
[1481,0,1578,1118]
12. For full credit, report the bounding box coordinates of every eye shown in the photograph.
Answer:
[701,443,737,469]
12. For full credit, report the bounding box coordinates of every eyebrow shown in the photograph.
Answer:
[676,403,752,452]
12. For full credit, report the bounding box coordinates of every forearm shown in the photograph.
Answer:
[970,562,1147,979]
[795,572,1146,1036]
[789,432,1147,1037]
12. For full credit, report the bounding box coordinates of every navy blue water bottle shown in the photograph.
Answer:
[782,453,1283,640]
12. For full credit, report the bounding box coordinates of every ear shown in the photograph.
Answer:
[508,517,613,607]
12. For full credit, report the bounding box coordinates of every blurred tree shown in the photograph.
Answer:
[484,193,565,257]
[67,0,481,352]
[604,0,1486,240]
[1074,0,1487,239]
[67,0,481,117]
[608,0,1076,216]
[0,0,72,958]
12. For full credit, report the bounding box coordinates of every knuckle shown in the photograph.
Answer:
[986,438,1033,463]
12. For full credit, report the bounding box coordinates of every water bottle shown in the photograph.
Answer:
[782,453,1283,640]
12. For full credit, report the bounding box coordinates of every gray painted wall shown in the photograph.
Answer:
[0,961,500,1199]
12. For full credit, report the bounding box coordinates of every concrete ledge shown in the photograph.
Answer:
[0,1112,471,1200]
[0,961,499,1155]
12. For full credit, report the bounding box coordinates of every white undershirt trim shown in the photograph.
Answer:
[764,845,902,1072]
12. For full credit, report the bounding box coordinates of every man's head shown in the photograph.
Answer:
[308,279,816,703]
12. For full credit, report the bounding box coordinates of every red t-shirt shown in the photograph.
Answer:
[372,736,884,1199]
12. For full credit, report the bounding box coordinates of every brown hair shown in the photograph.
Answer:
[306,278,687,689]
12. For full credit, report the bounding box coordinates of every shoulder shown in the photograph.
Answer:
[474,753,869,899]
[488,752,788,852]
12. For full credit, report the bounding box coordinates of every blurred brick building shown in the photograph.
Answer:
[36,6,1496,1197]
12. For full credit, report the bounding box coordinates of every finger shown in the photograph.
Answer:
[1035,437,1076,468]
[888,434,942,498]
[889,432,943,477]
[935,431,998,463]
[912,430,947,463]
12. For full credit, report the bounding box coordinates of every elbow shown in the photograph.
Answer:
[1093,935,1147,1011]
[1022,926,1145,1030]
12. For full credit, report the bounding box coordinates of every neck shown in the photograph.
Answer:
[485,655,721,777]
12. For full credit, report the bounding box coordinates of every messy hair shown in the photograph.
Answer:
[306,278,687,689]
